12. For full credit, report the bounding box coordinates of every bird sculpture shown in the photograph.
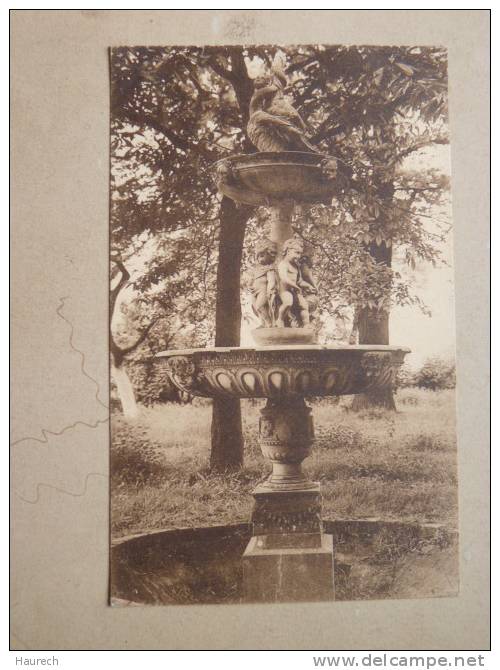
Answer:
[247,54,319,154]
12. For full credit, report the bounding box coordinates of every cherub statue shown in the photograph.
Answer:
[298,243,319,324]
[247,53,318,153]
[250,238,279,328]
[276,237,311,328]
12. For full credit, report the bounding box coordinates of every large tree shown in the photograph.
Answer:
[110,46,258,469]
[281,45,449,408]
[109,45,450,457]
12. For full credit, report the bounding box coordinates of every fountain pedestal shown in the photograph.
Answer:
[159,147,409,604]
[159,343,409,603]
[242,397,334,602]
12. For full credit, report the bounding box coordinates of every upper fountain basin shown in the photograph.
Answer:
[213,152,346,206]
[156,345,410,400]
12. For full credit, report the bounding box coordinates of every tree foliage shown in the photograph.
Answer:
[110,44,451,404]
[414,357,456,391]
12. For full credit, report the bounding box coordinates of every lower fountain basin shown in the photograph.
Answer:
[110,521,458,606]
[156,344,409,399]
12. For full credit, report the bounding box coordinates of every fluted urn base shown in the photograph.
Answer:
[258,398,315,490]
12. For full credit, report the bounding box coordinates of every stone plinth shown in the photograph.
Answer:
[251,484,322,535]
[242,533,335,603]
[242,482,335,603]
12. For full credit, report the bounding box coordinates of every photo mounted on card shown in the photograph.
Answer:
[108,44,458,606]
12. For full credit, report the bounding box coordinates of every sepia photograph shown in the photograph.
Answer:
[108,43,458,607]
[10,7,491,654]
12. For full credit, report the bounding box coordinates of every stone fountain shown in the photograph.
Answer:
[157,62,409,603]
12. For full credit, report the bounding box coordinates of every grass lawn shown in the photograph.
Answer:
[110,388,458,540]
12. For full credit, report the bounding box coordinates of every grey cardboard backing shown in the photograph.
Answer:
[10,10,490,650]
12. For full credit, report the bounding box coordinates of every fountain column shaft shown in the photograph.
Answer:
[269,202,294,253]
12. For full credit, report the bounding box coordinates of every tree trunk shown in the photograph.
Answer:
[351,306,396,411]
[351,239,396,411]
[210,397,244,471]
[111,361,139,419]
[210,197,249,472]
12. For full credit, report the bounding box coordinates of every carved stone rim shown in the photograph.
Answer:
[158,345,410,399]
[213,151,343,168]
[157,344,411,358]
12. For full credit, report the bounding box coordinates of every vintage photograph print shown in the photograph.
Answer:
[109,45,457,606]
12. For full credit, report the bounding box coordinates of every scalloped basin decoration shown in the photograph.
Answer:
[212,152,347,206]
[156,345,410,400]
